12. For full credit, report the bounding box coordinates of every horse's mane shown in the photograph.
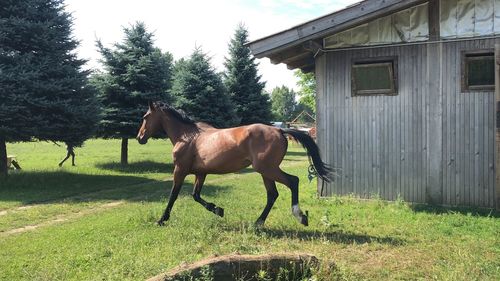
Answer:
[157,102,214,129]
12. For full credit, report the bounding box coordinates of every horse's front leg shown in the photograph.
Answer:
[192,174,224,217]
[158,166,187,226]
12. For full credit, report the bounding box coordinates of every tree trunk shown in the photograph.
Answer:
[0,138,7,178]
[121,138,128,165]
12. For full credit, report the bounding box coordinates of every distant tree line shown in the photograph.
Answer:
[0,0,316,176]
[269,71,316,123]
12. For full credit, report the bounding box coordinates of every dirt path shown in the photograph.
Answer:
[0,201,125,236]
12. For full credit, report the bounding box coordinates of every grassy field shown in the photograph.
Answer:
[0,139,499,280]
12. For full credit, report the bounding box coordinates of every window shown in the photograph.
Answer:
[351,58,397,96]
[462,51,495,92]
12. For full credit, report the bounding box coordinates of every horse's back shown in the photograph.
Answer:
[190,124,286,174]
[217,123,284,147]
[200,123,282,144]
[244,123,285,144]
[243,124,288,167]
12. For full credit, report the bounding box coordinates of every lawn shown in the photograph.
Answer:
[0,139,499,280]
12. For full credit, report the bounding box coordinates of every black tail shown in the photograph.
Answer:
[281,128,333,183]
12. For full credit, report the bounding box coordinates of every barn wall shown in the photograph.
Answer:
[316,37,498,208]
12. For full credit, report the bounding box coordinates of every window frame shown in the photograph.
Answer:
[351,56,398,97]
[461,49,495,93]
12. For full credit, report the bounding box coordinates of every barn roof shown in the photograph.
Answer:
[247,0,427,73]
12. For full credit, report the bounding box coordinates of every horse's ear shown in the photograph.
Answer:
[148,101,155,111]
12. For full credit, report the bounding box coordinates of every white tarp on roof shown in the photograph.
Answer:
[324,3,429,49]
[441,0,500,38]
[323,0,500,49]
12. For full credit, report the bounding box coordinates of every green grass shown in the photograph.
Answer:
[0,139,499,280]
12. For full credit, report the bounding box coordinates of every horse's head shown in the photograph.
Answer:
[137,101,162,145]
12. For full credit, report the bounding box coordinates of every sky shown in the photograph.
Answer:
[65,0,359,91]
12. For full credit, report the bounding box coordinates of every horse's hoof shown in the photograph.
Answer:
[301,216,309,226]
[214,207,224,217]
[301,211,309,226]
[157,215,169,226]
[254,219,265,227]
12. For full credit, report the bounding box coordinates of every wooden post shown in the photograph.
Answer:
[428,0,440,41]
[121,138,128,165]
[315,52,327,197]
[426,0,443,205]
[495,44,500,209]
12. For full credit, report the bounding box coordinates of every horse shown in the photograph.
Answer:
[136,101,332,227]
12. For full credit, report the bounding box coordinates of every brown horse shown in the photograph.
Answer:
[137,102,332,226]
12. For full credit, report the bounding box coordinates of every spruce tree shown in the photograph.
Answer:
[224,24,271,125]
[94,22,173,165]
[0,0,100,176]
[46,84,101,148]
[172,48,239,128]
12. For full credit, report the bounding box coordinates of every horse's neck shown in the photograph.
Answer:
[161,114,199,144]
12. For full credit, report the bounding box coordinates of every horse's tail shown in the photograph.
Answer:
[281,128,333,183]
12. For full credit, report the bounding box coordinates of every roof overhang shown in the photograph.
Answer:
[247,0,428,73]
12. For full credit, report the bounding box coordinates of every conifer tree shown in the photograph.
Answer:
[0,0,100,176]
[172,48,239,128]
[93,22,173,165]
[224,25,271,125]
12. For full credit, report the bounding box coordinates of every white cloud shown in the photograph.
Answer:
[65,0,359,91]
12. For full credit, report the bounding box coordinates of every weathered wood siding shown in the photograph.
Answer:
[316,38,498,208]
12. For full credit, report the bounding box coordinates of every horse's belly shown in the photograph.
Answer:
[192,147,251,174]
[196,159,251,174]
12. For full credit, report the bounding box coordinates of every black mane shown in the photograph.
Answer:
[157,102,196,125]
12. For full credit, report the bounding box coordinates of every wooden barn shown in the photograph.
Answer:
[249,0,500,209]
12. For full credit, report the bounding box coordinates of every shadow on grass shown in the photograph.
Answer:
[96,161,174,174]
[219,222,406,246]
[0,171,158,206]
[0,171,231,207]
[411,204,500,218]
[258,228,406,246]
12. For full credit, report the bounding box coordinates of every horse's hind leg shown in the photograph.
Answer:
[192,174,224,217]
[260,168,308,226]
[255,176,279,226]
